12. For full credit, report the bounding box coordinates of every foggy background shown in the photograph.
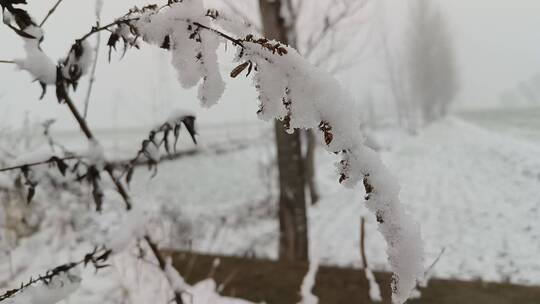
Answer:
[1,0,540,130]
[2,1,540,303]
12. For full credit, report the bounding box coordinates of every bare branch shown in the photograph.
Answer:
[0,60,15,64]
[78,18,137,42]
[424,247,445,278]
[283,0,298,47]
[0,156,77,173]
[303,0,369,58]
[360,216,368,269]
[222,1,261,33]
[83,30,102,119]
[0,247,111,302]
[39,0,65,27]
[323,23,374,74]
[62,92,94,139]
[193,22,244,47]
[415,247,446,290]
[58,64,188,303]
[144,236,185,304]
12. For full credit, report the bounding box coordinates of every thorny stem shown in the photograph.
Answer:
[72,9,245,49]
[78,18,135,42]
[63,76,185,303]
[0,156,77,173]
[0,247,111,302]
[39,0,65,27]
[62,93,133,209]
[76,2,177,43]
[0,4,318,304]
[62,91,183,302]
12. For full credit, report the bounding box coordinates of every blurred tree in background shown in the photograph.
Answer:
[407,0,459,124]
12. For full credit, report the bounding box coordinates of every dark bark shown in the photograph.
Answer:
[258,0,308,261]
[304,130,319,205]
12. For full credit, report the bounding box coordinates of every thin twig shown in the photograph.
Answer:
[193,22,244,47]
[83,23,102,118]
[78,18,135,42]
[0,156,77,173]
[303,0,369,59]
[2,7,295,304]
[0,247,111,302]
[222,1,261,33]
[63,89,185,302]
[0,60,15,64]
[39,0,65,27]
[414,247,445,290]
[62,69,190,302]
[282,0,298,47]
[63,93,94,139]
[144,235,184,304]
[360,216,368,269]
[217,269,238,292]
[62,92,134,210]
[424,247,445,278]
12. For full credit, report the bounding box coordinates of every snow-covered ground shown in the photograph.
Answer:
[1,109,539,303]
[127,111,540,285]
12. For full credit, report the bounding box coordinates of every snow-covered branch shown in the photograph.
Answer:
[104,2,422,302]
[0,0,424,303]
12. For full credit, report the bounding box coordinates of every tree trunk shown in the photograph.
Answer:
[258,0,308,261]
[304,130,319,205]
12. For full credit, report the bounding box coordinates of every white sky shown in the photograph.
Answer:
[439,0,540,108]
[1,0,539,130]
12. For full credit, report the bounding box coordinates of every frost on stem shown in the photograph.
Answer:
[101,1,424,302]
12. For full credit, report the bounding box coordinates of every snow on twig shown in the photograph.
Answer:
[298,259,319,304]
[0,1,424,302]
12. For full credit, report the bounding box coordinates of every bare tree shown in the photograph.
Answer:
[231,0,370,261]
[407,0,458,123]
[258,0,308,261]
[375,2,415,131]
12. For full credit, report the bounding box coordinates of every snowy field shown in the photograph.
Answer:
[1,107,539,303]
[124,108,540,285]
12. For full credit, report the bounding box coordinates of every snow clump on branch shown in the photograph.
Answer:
[107,1,424,302]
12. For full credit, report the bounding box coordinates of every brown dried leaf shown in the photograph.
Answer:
[230,62,250,78]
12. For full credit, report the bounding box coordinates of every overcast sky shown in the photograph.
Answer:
[1,0,539,131]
